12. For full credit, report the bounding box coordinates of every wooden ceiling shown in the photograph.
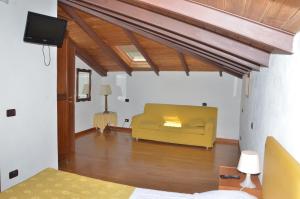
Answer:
[58,0,298,78]
[58,6,219,76]
[191,0,300,33]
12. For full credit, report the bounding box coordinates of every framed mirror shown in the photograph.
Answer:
[76,68,91,102]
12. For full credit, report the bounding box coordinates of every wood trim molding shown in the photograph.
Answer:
[108,126,132,133]
[215,138,239,145]
[75,127,96,138]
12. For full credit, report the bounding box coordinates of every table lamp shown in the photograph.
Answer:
[237,150,260,189]
[100,85,112,113]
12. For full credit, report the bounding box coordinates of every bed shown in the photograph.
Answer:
[1,136,299,199]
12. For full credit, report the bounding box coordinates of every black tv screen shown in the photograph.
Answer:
[24,12,67,47]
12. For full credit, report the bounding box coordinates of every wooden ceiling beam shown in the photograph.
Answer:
[140,30,248,77]
[219,67,244,79]
[58,14,72,22]
[143,28,253,73]
[123,29,160,76]
[219,71,223,77]
[58,0,269,67]
[74,44,107,76]
[133,28,246,77]
[128,26,251,74]
[60,4,132,76]
[58,1,249,77]
[193,54,247,77]
[136,22,260,70]
[58,7,73,21]
[178,53,190,76]
[121,0,294,54]
[122,19,260,71]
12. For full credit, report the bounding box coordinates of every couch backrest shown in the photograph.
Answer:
[143,103,217,124]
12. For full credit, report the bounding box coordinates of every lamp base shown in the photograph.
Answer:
[103,95,109,114]
[240,173,256,189]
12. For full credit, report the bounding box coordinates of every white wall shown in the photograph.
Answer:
[239,33,300,173]
[0,0,58,191]
[101,72,242,139]
[75,57,102,133]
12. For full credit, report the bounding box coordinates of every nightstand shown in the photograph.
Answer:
[93,112,117,133]
[218,166,262,199]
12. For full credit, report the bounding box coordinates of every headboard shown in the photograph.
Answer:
[263,137,300,199]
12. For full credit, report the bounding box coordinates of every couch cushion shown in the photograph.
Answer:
[138,120,161,129]
[184,127,205,135]
[159,125,205,135]
[187,119,205,127]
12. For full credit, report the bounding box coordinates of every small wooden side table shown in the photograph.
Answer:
[218,166,262,199]
[93,112,117,133]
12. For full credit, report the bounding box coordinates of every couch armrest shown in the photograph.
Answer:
[131,114,144,127]
[204,119,217,142]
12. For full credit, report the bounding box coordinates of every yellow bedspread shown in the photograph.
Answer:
[0,168,134,199]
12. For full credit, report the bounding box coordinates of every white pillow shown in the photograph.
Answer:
[193,190,257,199]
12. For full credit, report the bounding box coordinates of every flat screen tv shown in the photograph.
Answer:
[24,11,67,47]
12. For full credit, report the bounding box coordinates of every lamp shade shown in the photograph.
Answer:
[100,85,112,96]
[237,150,260,174]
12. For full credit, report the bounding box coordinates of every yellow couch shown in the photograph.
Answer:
[131,103,218,148]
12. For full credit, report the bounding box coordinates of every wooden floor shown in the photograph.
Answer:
[59,129,240,193]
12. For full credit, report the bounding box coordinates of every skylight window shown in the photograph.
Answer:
[118,45,146,62]
[114,45,150,69]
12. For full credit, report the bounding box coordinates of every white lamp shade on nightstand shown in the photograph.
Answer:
[237,150,260,174]
[100,85,112,96]
[237,150,260,189]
